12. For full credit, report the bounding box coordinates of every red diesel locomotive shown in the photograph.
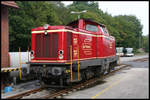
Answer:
[29,19,118,87]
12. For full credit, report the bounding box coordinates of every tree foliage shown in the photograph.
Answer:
[9,1,146,52]
[142,35,149,52]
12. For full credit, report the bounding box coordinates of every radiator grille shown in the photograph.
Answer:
[35,33,58,58]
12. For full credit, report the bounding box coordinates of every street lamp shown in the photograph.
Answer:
[70,10,87,19]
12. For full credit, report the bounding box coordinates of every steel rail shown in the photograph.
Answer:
[4,64,130,99]
[43,64,130,99]
[5,87,45,99]
[132,57,148,62]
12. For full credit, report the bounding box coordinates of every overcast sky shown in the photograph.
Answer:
[62,1,149,36]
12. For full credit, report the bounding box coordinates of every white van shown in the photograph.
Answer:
[124,48,134,57]
[116,47,124,56]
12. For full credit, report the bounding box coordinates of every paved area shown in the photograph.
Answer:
[64,54,149,99]
[120,54,148,62]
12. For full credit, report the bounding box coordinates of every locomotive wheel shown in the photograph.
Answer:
[107,67,111,73]
[40,81,45,86]
[94,67,101,77]
[105,63,110,73]
[81,71,87,82]
[110,61,117,71]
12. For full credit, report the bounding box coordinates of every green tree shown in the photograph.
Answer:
[9,1,144,52]
[142,35,149,52]
[9,1,62,51]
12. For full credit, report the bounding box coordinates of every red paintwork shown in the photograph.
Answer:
[30,19,116,63]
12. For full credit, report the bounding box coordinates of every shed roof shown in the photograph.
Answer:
[1,1,19,8]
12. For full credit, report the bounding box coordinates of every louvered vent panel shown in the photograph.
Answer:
[35,33,58,58]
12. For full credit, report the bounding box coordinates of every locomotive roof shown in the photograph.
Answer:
[67,18,105,27]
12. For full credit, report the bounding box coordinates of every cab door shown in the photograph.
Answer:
[97,25,104,58]
[72,33,79,60]
[102,27,111,57]
[98,26,110,57]
[84,23,99,58]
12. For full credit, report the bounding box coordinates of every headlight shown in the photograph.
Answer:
[31,56,34,59]
[30,50,34,59]
[59,50,64,54]
[31,50,34,55]
[44,31,47,35]
[59,50,64,59]
[43,24,49,30]
[59,55,63,59]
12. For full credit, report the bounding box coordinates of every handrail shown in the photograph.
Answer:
[77,45,80,80]
[70,45,73,82]
[118,47,120,65]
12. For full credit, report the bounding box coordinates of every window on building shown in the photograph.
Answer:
[85,24,98,32]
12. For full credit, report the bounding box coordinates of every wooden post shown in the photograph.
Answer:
[19,47,22,79]
[27,46,29,62]
[118,47,120,65]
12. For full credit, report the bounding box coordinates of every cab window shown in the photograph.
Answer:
[69,23,78,28]
[86,24,98,32]
[100,26,105,33]
[100,26,108,35]
[103,27,108,34]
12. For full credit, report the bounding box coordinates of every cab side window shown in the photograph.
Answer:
[70,23,78,28]
[103,27,108,34]
[100,26,109,35]
[100,26,105,33]
[86,24,98,32]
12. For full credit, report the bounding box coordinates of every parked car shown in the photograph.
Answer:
[116,47,124,56]
[124,48,134,57]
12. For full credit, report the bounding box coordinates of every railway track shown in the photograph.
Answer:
[132,57,148,62]
[4,64,130,99]
[42,64,129,99]
[4,87,47,99]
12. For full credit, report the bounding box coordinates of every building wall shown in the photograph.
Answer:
[1,5,9,67]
